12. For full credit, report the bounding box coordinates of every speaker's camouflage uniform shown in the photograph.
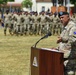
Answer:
[58,20,76,75]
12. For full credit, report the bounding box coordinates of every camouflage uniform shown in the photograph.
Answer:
[4,13,11,35]
[13,20,17,35]
[71,14,76,24]
[40,12,46,35]
[0,12,2,26]
[33,12,40,35]
[9,13,14,35]
[52,15,59,35]
[44,15,49,34]
[12,13,18,35]
[55,17,61,35]
[29,13,34,35]
[58,20,76,75]
[24,12,30,35]
[58,21,63,34]
[20,13,25,35]
[45,14,53,34]
[15,13,21,36]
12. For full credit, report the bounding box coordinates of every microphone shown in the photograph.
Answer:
[33,32,52,48]
[41,32,52,39]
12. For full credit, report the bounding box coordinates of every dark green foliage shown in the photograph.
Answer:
[0,0,14,4]
[22,0,33,8]
[70,0,76,5]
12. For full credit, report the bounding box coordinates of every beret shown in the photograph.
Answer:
[58,12,69,17]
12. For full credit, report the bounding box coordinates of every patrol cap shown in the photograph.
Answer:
[58,11,69,17]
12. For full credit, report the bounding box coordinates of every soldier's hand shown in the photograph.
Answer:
[57,37,62,43]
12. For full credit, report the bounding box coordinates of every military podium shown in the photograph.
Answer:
[30,47,64,75]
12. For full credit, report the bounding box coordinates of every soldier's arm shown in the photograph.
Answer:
[61,26,76,43]
[57,36,68,43]
[61,35,69,43]
[68,26,76,42]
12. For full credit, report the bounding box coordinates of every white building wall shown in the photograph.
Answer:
[15,0,23,3]
[15,0,53,13]
[36,2,53,14]
[32,0,37,12]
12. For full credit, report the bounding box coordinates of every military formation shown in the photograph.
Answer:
[0,11,63,36]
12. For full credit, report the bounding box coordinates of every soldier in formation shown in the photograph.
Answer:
[0,11,66,36]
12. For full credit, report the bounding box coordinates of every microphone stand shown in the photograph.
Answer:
[33,35,49,48]
[34,38,42,48]
[32,32,52,48]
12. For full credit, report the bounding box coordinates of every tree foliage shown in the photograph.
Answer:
[70,0,76,5]
[22,0,33,8]
[0,0,14,5]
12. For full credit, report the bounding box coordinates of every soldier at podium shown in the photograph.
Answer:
[57,12,76,75]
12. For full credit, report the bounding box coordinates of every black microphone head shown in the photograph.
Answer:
[41,32,52,39]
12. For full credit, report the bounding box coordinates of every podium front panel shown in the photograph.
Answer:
[31,47,40,75]
[31,47,64,75]
[39,50,64,75]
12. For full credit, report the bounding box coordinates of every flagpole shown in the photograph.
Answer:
[56,0,58,15]
[63,0,65,6]
[67,0,70,13]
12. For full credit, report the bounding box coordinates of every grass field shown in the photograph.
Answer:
[0,27,58,75]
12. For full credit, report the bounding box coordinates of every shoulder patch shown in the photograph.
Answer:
[74,32,76,34]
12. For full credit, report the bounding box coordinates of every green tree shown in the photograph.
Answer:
[0,0,14,5]
[22,0,33,8]
[70,0,76,5]
[8,0,14,1]
[0,0,14,12]
[0,0,6,5]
